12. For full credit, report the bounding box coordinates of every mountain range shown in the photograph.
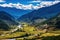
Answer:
[0,19,10,30]
[18,2,60,24]
[39,13,60,29]
[0,2,60,30]
[0,11,18,26]
[47,13,60,28]
[0,6,32,19]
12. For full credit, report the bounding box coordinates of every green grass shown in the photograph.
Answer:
[0,24,60,40]
[0,32,27,39]
[42,35,60,40]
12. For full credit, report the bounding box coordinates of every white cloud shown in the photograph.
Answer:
[29,0,41,3]
[55,0,60,1]
[40,1,53,6]
[0,1,60,10]
[40,1,60,7]
[54,0,60,3]
[0,0,5,2]
[0,3,39,10]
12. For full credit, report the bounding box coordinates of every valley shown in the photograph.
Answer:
[0,2,60,40]
[0,23,60,40]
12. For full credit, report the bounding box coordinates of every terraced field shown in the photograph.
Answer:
[0,25,60,40]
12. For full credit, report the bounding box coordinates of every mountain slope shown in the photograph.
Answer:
[0,19,10,30]
[47,13,60,28]
[37,13,60,29]
[0,11,18,26]
[18,3,60,24]
[0,6,32,18]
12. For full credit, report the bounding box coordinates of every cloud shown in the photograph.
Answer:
[40,1,60,6]
[54,0,60,4]
[0,1,60,10]
[29,0,41,3]
[40,1,53,6]
[0,3,40,10]
[55,0,60,1]
[0,0,5,2]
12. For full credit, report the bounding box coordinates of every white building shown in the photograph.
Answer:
[17,25,22,28]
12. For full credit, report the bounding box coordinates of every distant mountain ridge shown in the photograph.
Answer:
[0,11,18,25]
[0,11,15,20]
[0,6,32,18]
[18,2,60,24]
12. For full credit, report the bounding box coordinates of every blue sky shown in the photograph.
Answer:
[5,0,55,3]
[2,0,56,4]
[0,0,60,10]
[0,0,60,18]
[0,0,58,4]
[3,0,54,3]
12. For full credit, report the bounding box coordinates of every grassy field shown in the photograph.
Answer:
[0,24,60,40]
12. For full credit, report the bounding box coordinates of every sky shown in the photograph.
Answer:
[0,0,60,18]
[0,0,60,10]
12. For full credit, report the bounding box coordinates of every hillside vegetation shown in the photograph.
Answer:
[0,23,60,40]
